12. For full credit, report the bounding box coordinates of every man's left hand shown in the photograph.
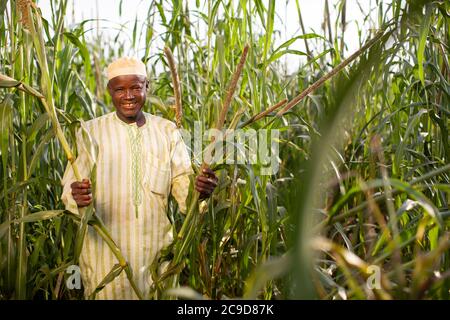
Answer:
[195,167,218,199]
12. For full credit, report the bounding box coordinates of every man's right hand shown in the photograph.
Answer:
[71,178,92,207]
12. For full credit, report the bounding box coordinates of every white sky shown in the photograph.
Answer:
[38,0,384,74]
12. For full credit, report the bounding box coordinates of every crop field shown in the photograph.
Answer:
[0,0,449,300]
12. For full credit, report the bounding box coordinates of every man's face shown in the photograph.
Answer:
[107,74,148,123]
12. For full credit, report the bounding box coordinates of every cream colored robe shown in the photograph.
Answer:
[61,112,192,299]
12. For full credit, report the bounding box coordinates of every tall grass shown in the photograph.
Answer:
[0,0,449,300]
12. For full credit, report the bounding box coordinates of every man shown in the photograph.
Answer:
[61,57,218,299]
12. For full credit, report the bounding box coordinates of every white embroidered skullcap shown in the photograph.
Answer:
[106,56,147,81]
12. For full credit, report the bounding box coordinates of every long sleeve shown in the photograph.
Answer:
[171,174,191,214]
[61,128,94,215]
[170,128,194,214]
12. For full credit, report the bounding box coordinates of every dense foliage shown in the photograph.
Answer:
[0,0,449,299]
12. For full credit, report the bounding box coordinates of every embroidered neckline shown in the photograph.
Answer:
[126,124,143,218]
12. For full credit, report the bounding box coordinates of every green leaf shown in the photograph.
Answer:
[0,94,13,179]
[0,210,65,239]
[0,73,20,87]
[394,109,427,175]
[265,49,307,67]
[417,5,432,86]
[262,0,275,63]
[89,264,123,299]
[28,129,55,176]
[26,113,50,143]
[272,34,324,55]
[244,253,292,299]
[63,32,92,79]
[429,225,439,250]
[132,15,138,50]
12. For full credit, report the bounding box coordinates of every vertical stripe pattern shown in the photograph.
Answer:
[61,112,193,299]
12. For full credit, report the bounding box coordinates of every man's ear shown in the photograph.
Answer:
[107,82,112,95]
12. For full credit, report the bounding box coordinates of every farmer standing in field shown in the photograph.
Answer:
[61,57,218,299]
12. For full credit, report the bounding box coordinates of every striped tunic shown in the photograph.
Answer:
[61,111,193,299]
